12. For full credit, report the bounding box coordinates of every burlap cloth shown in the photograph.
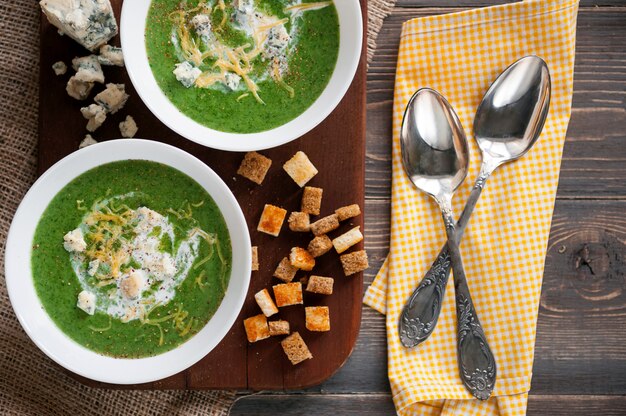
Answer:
[0,1,395,414]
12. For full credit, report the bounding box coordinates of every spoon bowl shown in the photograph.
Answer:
[474,56,551,166]
[400,88,470,202]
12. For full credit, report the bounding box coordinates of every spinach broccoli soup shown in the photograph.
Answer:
[145,0,340,133]
[31,160,232,358]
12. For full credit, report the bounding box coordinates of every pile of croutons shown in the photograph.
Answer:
[238,150,369,365]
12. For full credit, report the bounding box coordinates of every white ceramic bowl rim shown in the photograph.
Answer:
[5,139,251,385]
[121,0,363,152]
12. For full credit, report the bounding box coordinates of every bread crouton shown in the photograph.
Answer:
[269,320,290,336]
[243,314,270,343]
[306,275,334,295]
[307,235,333,258]
[237,152,272,185]
[281,332,312,365]
[301,186,323,215]
[289,247,315,271]
[336,204,361,222]
[251,246,259,271]
[288,212,310,232]
[305,306,330,332]
[257,204,287,237]
[332,227,364,254]
[340,250,369,276]
[310,214,339,236]
[283,151,318,187]
[273,257,298,282]
[254,289,278,317]
[273,282,303,307]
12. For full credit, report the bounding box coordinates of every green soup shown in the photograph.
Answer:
[145,0,340,133]
[31,160,232,358]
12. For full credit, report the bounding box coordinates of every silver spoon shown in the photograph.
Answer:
[399,56,551,398]
[399,55,551,347]
[400,88,496,400]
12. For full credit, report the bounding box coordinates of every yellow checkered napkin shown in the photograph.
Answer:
[363,0,579,414]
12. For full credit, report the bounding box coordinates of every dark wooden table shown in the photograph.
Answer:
[232,1,626,414]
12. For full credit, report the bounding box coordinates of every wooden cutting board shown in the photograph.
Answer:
[38,0,367,390]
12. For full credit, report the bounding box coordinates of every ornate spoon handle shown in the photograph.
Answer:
[442,209,496,401]
[399,169,488,348]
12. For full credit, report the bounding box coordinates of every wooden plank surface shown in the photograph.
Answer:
[38,0,367,390]
[231,2,626,414]
[231,394,626,415]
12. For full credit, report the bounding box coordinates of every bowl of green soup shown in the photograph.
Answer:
[5,139,251,384]
[121,0,362,151]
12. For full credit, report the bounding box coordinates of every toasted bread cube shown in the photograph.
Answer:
[301,186,323,215]
[237,152,272,185]
[273,257,298,282]
[289,247,315,271]
[288,212,310,232]
[251,246,259,271]
[254,289,278,317]
[340,250,369,276]
[310,214,340,236]
[332,227,364,254]
[243,314,270,343]
[281,332,313,365]
[336,204,361,222]
[257,204,287,237]
[305,306,330,332]
[283,151,318,187]
[273,282,303,307]
[269,320,290,336]
[307,235,333,258]
[306,275,334,295]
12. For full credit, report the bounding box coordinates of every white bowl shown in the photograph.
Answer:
[5,139,251,384]
[121,0,362,152]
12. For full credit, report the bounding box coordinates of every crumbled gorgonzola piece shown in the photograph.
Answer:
[234,0,254,14]
[94,83,129,114]
[264,24,290,60]
[79,134,98,149]
[80,103,107,132]
[72,55,105,84]
[66,76,94,100]
[52,61,67,75]
[40,0,118,52]
[120,270,146,300]
[77,290,96,315]
[173,62,202,88]
[119,115,138,138]
[224,72,241,90]
[98,44,124,67]
[88,259,100,276]
[63,228,87,252]
[191,14,212,43]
